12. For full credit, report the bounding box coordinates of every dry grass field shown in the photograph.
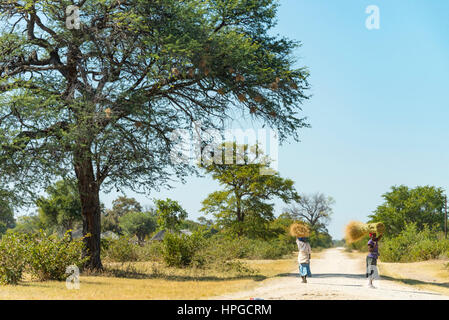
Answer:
[0,258,298,300]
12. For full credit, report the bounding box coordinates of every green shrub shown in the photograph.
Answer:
[0,233,30,285]
[244,239,291,259]
[162,231,205,267]
[27,230,87,281]
[408,238,449,261]
[195,235,295,263]
[135,241,164,262]
[309,230,333,249]
[100,237,113,251]
[103,237,139,262]
[346,234,371,252]
[380,223,449,262]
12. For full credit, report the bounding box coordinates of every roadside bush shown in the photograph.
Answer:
[135,241,164,262]
[245,239,293,259]
[162,231,205,267]
[309,230,333,249]
[408,238,449,261]
[196,235,296,263]
[100,237,113,251]
[27,231,87,281]
[0,233,30,285]
[380,223,449,262]
[345,234,370,252]
[103,237,139,262]
[0,231,86,284]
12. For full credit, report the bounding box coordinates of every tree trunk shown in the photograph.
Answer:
[236,195,244,237]
[74,152,103,271]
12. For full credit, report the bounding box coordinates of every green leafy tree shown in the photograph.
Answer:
[36,179,82,237]
[102,196,143,235]
[369,185,445,237]
[0,199,15,235]
[118,211,157,245]
[180,219,202,232]
[155,198,188,232]
[10,214,43,234]
[201,143,299,237]
[0,0,310,269]
[196,217,215,228]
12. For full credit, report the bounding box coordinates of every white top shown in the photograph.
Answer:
[296,239,312,264]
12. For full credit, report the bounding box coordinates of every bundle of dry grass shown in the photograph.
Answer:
[367,222,385,235]
[344,221,385,243]
[289,222,310,238]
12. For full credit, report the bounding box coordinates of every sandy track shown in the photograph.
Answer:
[212,247,449,300]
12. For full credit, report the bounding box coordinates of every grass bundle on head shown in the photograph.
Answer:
[345,221,367,243]
[344,221,385,243]
[289,222,310,238]
[367,222,385,235]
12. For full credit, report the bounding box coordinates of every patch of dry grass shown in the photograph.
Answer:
[378,259,449,295]
[0,259,297,300]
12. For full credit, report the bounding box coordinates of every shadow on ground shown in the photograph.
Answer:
[381,275,449,291]
[276,272,364,279]
[83,268,268,282]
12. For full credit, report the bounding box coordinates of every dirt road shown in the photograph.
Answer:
[213,247,449,300]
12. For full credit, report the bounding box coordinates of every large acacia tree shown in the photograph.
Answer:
[0,0,310,269]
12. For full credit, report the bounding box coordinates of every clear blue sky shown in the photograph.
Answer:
[99,1,449,239]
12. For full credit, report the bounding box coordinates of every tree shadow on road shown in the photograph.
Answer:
[276,272,364,279]
[381,275,449,292]
[87,267,268,282]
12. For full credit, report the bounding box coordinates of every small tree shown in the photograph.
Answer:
[36,179,82,237]
[10,215,43,234]
[102,197,143,235]
[155,198,188,232]
[286,193,334,233]
[201,143,299,237]
[119,211,157,245]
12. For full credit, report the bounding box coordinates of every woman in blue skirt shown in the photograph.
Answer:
[296,237,312,283]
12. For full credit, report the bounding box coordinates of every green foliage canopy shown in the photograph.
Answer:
[155,198,188,232]
[369,185,445,237]
[102,196,143,235]
[118,211,157,244]
[36,178,82,235]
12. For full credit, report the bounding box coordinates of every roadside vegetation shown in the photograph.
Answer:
[345,185,449,263]
[0,153,334,294]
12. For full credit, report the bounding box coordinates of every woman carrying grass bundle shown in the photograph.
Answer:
[366,232,382,288]
[290,222,312,283]
[344,221,385,288]
[296,237,312,283]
